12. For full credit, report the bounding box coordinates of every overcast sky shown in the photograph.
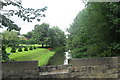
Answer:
[2,0,85,34]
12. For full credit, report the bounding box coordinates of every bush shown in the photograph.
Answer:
[11,47,16,53]
[18,47,22,52]
[34,46,36,49]
[29,46,33,50]
[2,45,10,61]
[2,45,6,50]
[24,47,28,51]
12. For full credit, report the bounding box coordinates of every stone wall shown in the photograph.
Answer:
[68,57,118,66]
[1,57,120,79]
[38,65,69,72]
[68,57,120,78]
[2,61,39,78]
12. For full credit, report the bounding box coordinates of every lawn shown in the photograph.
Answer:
[8,48,55,66]
[19,44,42,47]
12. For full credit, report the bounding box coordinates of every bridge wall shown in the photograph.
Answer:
[1,57,120,79]
[68,57,120,78]
[2,61,39,78]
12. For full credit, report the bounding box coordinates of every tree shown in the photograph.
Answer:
[2,30,18,40]
[0,0,47,31]
[24,31,33,39]
[67,2,120,58]
[1,0,47,61]
[2,30,19,47]
[49,26,66,48]
[32,23,66,48]
[33,23,50,47]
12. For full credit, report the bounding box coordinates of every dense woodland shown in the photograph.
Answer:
[67,2,120,58]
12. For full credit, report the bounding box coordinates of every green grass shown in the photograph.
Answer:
[8,48,55,66]
[6,47,12,53]
[19,44,42,47]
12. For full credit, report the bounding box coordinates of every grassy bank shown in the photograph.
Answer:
[8,48,55,66]
[47,47,66,65]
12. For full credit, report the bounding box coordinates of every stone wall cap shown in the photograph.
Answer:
[2,61,38,63]
[71,57,118,60]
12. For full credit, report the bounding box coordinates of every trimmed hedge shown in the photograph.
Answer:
[34,46,36,49]
[24,47,28,51]
[11,47,16,53]
[18,47,22,52]
[29,46,33,50]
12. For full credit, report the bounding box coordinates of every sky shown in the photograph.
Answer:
[2,0,85,34]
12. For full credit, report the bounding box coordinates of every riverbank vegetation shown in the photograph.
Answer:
[67,2,120,58]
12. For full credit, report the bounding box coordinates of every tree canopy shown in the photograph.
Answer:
[32,23,66,48]
[0,0,47,31]
[67,2,120,58]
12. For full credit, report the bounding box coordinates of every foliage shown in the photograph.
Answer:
[1,0,47,31]
[48,26,66,48]
[18,47,22,52]
[67,2,120,58]
[2,30,19,47]
[2,45,10,61]
[29,46,33,50]
[32,23,66,48]
[2,30,19,40]
[33,23,50,47]
[34,46,36,49]
[11,47,16,53]
[24,47,28,51]
[22,31,33,39]
[1,0,47,61]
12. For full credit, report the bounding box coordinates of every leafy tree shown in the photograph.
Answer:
[23,31,33,39]
[33,23,50,47]
[49,26,66,48]
[1,0,47,31]
[67,2,120,58]
[32,24,66,48]
[1,0,47,61]
[2,30,19,47]
[2,30,19,40]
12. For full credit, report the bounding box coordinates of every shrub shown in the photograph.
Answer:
[2,45,10,61]
[2,45,6,50]
[34,46,36,49]
[24,47,28,51]
[11,47,16,53]
[29,46,33,50]
[18,47,22,52]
